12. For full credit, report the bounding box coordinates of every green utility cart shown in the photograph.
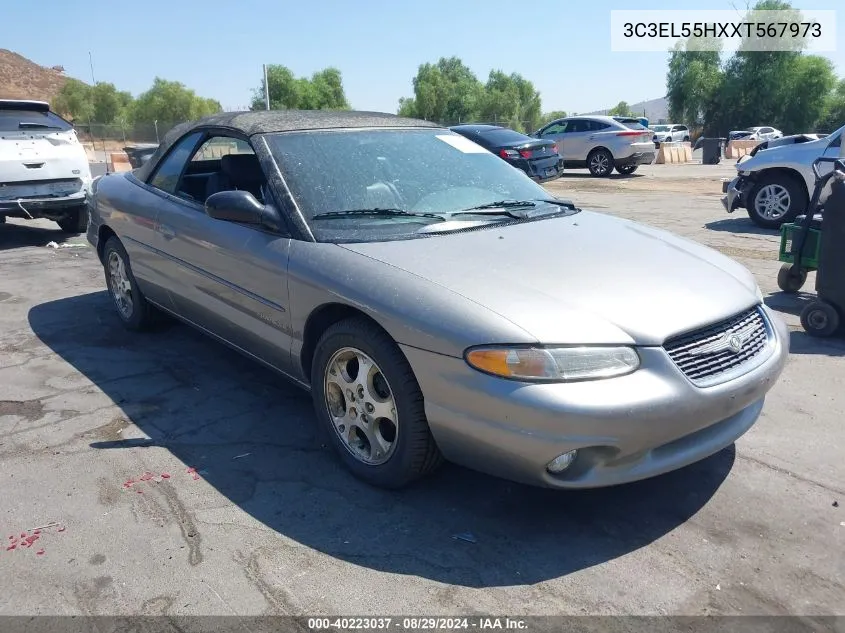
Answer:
[777,216,821,293]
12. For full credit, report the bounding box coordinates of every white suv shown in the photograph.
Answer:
[533,116,655,177]
[0,100,92,232]
[651,124,690,145]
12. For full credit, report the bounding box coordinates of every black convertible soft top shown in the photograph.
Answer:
[134,110,441,181]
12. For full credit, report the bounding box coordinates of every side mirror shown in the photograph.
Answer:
[205,190,263,224]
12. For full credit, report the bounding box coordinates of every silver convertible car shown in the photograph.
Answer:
[86,110,789,489]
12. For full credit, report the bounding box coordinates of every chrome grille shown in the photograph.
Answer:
[664,307,770,384]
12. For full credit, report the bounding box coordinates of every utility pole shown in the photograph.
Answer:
[89,52,96,84]
[263,64,270,110]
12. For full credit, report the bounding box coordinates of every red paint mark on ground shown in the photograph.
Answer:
[139,472,154,481]
[123,479,135,488]
[20,533,26,538]
[6,544,16,551]
[160,473,171,479]
[33,530,41,535]
[36,549,45,556]
[57,527,66,533]
[136,489,144,494]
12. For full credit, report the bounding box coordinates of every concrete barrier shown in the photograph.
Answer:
[725,139,761,159]
[109,152,132,173]
[655,141,693,164]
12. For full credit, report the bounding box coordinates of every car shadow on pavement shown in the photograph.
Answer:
[29,291,735,588]
[560,172,644,180]
[0,222,75,250]
[704,217,774,236]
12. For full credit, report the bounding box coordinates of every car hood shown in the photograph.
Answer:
[340,211,760,346]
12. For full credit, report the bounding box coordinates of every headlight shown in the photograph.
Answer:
[464,346,640,382]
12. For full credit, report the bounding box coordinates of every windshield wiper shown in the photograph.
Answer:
[447,198,577,219]
[311,208,444,221]
[18,122,59,129]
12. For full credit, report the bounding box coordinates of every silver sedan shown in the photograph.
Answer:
[86,110,789,489]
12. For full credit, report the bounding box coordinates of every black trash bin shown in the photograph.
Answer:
[700,137,724,165]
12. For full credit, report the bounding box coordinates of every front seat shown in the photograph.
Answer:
[205,153,265,202]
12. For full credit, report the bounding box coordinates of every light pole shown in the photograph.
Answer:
[154,120,159,144]
[263,64,270,110]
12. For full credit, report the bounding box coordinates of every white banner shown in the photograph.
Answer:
[610,10,837,52]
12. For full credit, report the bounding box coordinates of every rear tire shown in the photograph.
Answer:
[102,237,155,331]
[617,164,638,175]
[800,301,840,338]
[310,317,442,488]
[587,149,614,177]
[57,206,89,233]
[777,263,807,293]
[747,173,806,230]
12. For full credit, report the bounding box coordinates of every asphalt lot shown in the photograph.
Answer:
[1,163,843,618]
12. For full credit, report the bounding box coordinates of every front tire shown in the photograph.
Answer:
[747,173,806,229]
[587,149,614,177]
[57,206,89,233]
[616,164,638,175]
[102,237,155,331]
[777,263,807,293]
[311,317,442,488]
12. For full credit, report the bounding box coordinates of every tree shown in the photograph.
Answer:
[90,82,133,124]
[132,77,221,124]
[818,79,845,133]
[666,0,841,135]
[479,71,541,132]
[399,57,485,123]
[540,110,567,126]
[251,65,349,110]
[53,78,94,121]
[608,101,635,117]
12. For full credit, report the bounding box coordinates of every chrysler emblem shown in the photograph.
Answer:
[687,323,757,356]
[727,334,743,353]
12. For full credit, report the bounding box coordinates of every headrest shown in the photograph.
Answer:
[221,153,262,182]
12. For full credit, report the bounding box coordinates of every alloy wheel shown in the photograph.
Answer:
[107,251,134,319]
[323,347,398,465]
[754,184,791,220]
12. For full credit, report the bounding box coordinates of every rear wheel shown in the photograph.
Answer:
[587,149,614,177]
[57,206,89,233]
[102,237,155,331]
[800,301,840,338]
[777,263,807,293]
[311,317,442,488]
[616,164,638,175]
[747,173,806,229]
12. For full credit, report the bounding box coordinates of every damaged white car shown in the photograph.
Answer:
[721,125,843,229]
[0,100,92,232]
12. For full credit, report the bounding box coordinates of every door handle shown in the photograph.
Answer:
[159,224,176,240]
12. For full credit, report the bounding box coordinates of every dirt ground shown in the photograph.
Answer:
[0,163,843,622]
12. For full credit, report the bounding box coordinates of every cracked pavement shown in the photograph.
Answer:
[0,164,843,617]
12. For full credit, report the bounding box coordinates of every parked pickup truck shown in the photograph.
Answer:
[721,125,844,229]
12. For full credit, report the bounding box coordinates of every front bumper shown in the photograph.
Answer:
[0,191,88,219]
[721,176,746,213]
[401,305,789,489]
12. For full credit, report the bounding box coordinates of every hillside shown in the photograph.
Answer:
[586,96,670,123]
[0,49,70,104]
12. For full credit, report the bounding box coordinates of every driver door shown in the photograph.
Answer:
[148,131,295,374]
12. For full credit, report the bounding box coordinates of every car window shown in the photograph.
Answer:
[0,109,72,132]
[149,132,203,194]
[567,120,589,133]
[541,121,567,135]
[587,121,612,131]
[759,127,772,134]
[616,119,646,130]
[192,137,254,161]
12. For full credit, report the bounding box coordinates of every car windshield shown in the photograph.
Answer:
[0,109,72,132]
[652,125,670,132]
[265,128,573,243]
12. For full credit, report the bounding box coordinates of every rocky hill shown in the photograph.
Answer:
[0,49,69,104]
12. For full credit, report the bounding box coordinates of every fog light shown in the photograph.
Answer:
[546,450,578,474]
